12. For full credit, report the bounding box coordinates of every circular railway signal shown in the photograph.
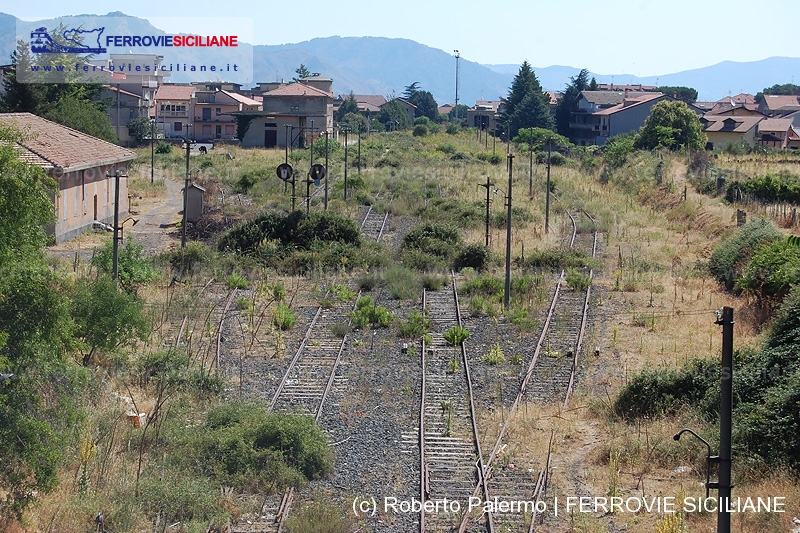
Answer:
[276,163,294,182]
[309,164,327,186]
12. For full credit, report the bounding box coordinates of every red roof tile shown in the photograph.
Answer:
[156,84,195,101]
[264,82,332,98]
[0,112,135,172]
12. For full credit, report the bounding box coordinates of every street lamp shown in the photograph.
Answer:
[454,50,460,123]
[673,428,716,499]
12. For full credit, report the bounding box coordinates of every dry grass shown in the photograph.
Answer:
[491,151,799,532]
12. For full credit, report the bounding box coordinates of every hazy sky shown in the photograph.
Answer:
[8,0,799,76]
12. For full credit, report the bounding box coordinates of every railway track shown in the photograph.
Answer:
[458,209,599,532]
[359,205,389,242]
[231,207,388,533]
[420,275,492,532]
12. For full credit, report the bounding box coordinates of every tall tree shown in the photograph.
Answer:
[376,100,411,130]
[656,86,698,104]
[293,64,311,82]
[0,123,86,523]
[402,82,421,100]
[44,95,117,143]
[408,90,439,122]
[634,100,706,151]
[755,83,800,103]
[335,92,359,122]
[555,68,591,137]
[501,61,553,138]
[0,41,45,113]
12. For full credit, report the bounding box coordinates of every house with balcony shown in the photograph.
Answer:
[236,81,334,148]
[194,89,261,142]
[569,91,667,146]
[0,112,136,243]
[757,117,796,148]
[154,84,195,139]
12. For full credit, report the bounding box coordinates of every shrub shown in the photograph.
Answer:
[156,140,172,154]
[225,272,250,290]
[285,502,352,533]
[163,241,212,275]
[536,151,567,166]
[412,124,429,137]
[91,237,158,292]
[420,273,448,291]
[437,142,457,154]
[446,123,460,135]
[483,343,505,365]
[736,239,800,299]
[566,268,592,291]
[398,309,432,338]
[454,243,489,271]
[235,172,259,194]
[349,296,394,328]
[403,223,462,259]
[709,218,782,290]
[613,359,719,419]
[443,325,470,346]
[272,303,298,330]
[451,151,472,161]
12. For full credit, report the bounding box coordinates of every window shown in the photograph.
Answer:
[216,107,221,115]
[175,122,182,132]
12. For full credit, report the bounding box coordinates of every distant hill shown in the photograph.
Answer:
[2,12,799,104]
[487,59,800,101]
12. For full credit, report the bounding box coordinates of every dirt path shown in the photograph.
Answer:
[129,176,183,256]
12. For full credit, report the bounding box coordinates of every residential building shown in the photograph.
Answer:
[383,98,416,126]
[101,85,151,146]
[237,81,333,149]
[569,91,667,145]
[466,101,501,132]
[154,84,195,139]
[757,117,796,148]
[193,89,261,142]
[758,95,800,117]
[0,112,135,243]
[701,115,763,150]
[334,94,387,119]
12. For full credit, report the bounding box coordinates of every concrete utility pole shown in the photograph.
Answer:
[182,127,191,249]
[545,138,551,234]
[112,168,122,279]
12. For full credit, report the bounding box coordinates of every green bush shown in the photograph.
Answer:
[726,171,800,204]
[709,218,782,290]
[736,239,800,298]
[156,140,172,154]
[613,359,720,419]
[91,237,158,293]
[454,243,489,271]
[446,123,460,135]
[398,309,432,338]
[162,241,212,275]
[272,303,298,330]
[219,211,361,255]
[412,124,429,137]
[483,343,506,365]
[437,142,457,154]
[235,171,259,194]
[349,296,394,328]
[519,247,596,270]
[443,325,470,346]
[402,223,462,259]
[225,272,250,290]
[566,267,592,291]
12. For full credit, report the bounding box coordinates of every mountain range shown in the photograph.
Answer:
[2,12,798,104]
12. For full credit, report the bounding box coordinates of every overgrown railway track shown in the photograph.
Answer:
[231,207,389,533]
[419,275,492,532]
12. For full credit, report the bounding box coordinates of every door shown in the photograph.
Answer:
[93,195,98,220]
[202,108,211,121]
[215,125,222,139]
[265,129,277,148]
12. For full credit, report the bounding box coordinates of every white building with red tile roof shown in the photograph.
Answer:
[0,112,136,243]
